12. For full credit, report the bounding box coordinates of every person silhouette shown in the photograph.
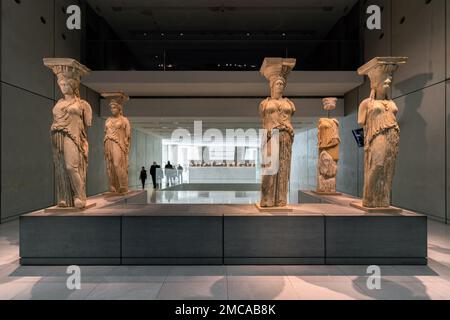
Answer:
[150,162,160,189]
[139,167,147,189]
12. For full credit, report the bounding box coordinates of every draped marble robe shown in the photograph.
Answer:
[51,97,92,207]
[104,115,131,194]
[358,98,400,208]
[316,118,340,193]
[259,97,296,207]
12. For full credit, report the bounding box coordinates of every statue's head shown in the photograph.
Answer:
[368,65,396,97]
[110,101,123,116]
[102,93,129,117]
[260,58,296,98]
[270,76,286,98]
[57,74,79,97]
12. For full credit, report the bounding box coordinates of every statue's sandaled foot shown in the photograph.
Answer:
[118,187,128,194]
[110,187,117,193]
[58,201,68,208]
[74,198,86,209]
[259,201,273,208]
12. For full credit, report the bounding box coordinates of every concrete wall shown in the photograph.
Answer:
[128,129,162,188]
[82,86,108,197]
[341,0,449,223]
[291,127,319,193]
[337,88,364,197]
[0,0,108,222]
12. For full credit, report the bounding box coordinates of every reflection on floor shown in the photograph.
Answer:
[147,183,299,204]
[1,208,450,300]
[150,191,261,204]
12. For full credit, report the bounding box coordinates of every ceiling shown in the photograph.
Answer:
[85,0,360,70]
[84,1,361,137]
[87,0,358,34]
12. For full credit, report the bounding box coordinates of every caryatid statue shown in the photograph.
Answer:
[44,58,92,209]
[355,57,407,210]
[316,98,340,194]
[259,58,296,208]
[102,93,131,194]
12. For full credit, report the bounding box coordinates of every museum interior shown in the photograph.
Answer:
[0,0,450,301]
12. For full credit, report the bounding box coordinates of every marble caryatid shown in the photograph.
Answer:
[44,58,92,209]
[259,57,296,208]
[102,93,131,194]
[316,98,340,194]
[357,57,407,209]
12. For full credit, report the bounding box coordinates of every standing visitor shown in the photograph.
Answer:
[150,162,160,189]
[139,167,147,190]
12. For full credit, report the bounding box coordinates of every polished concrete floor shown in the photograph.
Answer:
[1,214,450,300]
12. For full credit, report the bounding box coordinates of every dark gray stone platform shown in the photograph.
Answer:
[20,194,428,265]
[122,215,223,265]
[20,216,121,265]
[224,215,325,264]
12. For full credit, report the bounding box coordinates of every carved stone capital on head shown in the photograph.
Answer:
[357,57,408,76]
[101,92,130,107]
[260,57,296,85]
[43,58,91,81]
[322,97,337,111]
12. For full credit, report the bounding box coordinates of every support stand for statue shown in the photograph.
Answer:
[350,201,403,213]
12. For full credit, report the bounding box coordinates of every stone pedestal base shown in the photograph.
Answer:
[103,191,133,199]
[254,204,293,213]
[21,203,427,265]
[350,201,403,213]
[44,202,97,213]
[312,191,342,196]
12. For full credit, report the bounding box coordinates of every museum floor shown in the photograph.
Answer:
[1,200,450,300]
